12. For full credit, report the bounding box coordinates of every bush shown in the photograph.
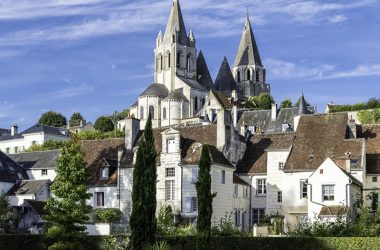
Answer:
[212,212,240,236]
[358,108,380,124]
[48,241,84,250]
[94,116,114,132]
[25,140,69,152]
[157,206,175,236]
[96,208,123,223]
[329,97,380,113]
[76,130,124,140]
[144,241,172,250]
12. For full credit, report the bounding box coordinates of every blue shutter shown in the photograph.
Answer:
[185,197,191,213]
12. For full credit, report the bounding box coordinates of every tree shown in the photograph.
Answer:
[114,109,130,121]
[94,116,114,132]
[38,111,67,127]
[247,93,275,110]
[44,140,92,249]
[130,114,157,249]
[69,112,84,127]
[280,99,292,108]
[196,145,216,250]
[0,193,19,234]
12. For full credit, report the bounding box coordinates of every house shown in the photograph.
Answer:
[0,124,69,154]
[66,119,95,134]
[17,199,47,232]
[7,179,51,206]
[0,151,28,194]
[232,174,251,231]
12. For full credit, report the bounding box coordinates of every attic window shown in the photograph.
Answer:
[100,167,109,179]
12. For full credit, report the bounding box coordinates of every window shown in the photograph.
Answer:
[322,185,335,201]
[371,193,379,212]
[32,141,37,145]
[257,179,266,195]
[252,208,265,225]
[140,106,144,120]
[14,147,19,153]
[167,139,176,153]
[234,185,238,196]
[300,180,308,198]
[244,187,249,198]
[165,180,175,201]
[191,168,199,184]
[160,55,163,71]
[278,162,284,170]
[235,210,241,227]
[167,52,171,68]
[373,176,378,182]
[221,170,226,184]
[282,123,290,132]
[100,167,109,179]
[278,191,282,203]
[163,107,167,120]
[41,169,48,176]
[96,192,104,207]
[194,97,198,111]
[176,51,181,67]
[237,71,241,83]
[5,148,10,154]
[149,105,155,119]
[191,197,197,212]
[172,35,175,43]
[247,69,251,81]
[166,168,175,177]
[186,54,191,71]
[256,70,260,82]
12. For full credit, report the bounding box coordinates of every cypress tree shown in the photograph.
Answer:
[196,145,216,250]
[130,114,157,249]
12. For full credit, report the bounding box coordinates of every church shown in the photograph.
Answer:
[128,0,270,129]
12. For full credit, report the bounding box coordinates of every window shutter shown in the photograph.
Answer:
[185,197,191,213]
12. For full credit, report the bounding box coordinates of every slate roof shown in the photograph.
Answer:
[298,93,312,115]
[285,113,363,171]
[163,88,189,102]
[22,124,66,136]
[360,125,380,174]
[178,76,207,90]
[236,133,295,174]
[319,206,347,216]
[80,139,133,187]
[130,101,138,107]
[163,0,188,46]
[234,16,263,67]
[9,150,60,170]
[140,83,169,97]
[8,179,49,195]
[214,57,239,97]
[0,151,27,183]
[196,51,214,90]
[233,174,250,186]
[24,199,47,215]
[0,128,10,136]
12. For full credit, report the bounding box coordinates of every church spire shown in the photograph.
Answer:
[234,16,262,67]
[163,0,188,46]
[214,57,239,97]
[298,92,311,115]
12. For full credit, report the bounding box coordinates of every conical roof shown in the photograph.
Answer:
[196,51,214,90]
[234,16,263,67]
[214,57,239,97]
[164,0,188,46]
[298,93,311,115]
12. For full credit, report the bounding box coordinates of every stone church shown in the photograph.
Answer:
[129,0,270,129]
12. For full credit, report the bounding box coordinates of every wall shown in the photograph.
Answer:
[0,181,14,194]
[27,169,56,181]
[138,96,162,129]
[85,223,111,236]
[233,183,250,231]
[87,186,119,209]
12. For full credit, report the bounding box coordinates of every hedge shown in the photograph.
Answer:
[1,235,380,250]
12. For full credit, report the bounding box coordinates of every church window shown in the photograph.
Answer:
[160,55,163,71]
[167,52,171,68]
[172,35,176,43]
[177,51,181,67]
[194,97,198,111]
[237,71,241,82]
[201,98,205,107]
[149,105,155,119]
[140,106,144,120]
[186,54,191,71]
[247,69,251,81]
[163,108,167,120]
[256,70,260,82]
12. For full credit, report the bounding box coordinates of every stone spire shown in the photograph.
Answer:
[214,57,239,97]
[196,50,214,90]
[163,0,188,46]
[234,16,262,67]
[298,92,311,115]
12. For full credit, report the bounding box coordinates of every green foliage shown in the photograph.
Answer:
[358,108,380,124]
[175,224,198,236]
[25,140,69,152]
[94,116,114,132]
[247,93,275,110]
[44,140,92,249]
[157,206,175,236]
[144,241,172,250]
[0,194,19,234]
[95,208,123,223]
[48,241,84,250]
[113,109,130,121]
[280,99,292,108]
[212,212,240,236]
[98,235,129,250]
[39,111,67,127]
[130,115,158,249]
[76,130,124,140]
[329,97,380,113]
[69,112,84,127]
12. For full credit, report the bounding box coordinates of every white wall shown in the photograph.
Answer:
[27,169,56,181]
[87,186,119,209]
[233,183,250,231]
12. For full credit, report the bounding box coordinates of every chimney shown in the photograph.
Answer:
[217,109,226,150]
[271,103,277,121]
[231,90,238,127]
[347,120,357,139]
[125,117,140,150]
[11,124,18,136]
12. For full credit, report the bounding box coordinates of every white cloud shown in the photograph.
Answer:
[328,14,347,23]
[322,64,380,79]
[42,83,94,100]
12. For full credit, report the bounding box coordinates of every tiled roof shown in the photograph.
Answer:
[236,132,295,174]
[9,150,60,169]
[0,151,27,183]
[8,179,49,195]
[319,206,347,216]
[140,83,169,97]
[163,88,189,102]
[360,125,380,174]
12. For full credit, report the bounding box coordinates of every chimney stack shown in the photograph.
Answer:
[125,118,140,150]
[271,103,277,121]
[11,124,18,136]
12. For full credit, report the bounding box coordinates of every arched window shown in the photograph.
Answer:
[163,107,167,120]
[177,51,181,67]
[172,35,176,43]
[237,71,241,82]
[140,106,144,120]
[149,106,155,119]
[160,55,163,71]
[247,69,251,81]
[202,98,205,107]
[186,54,191,71]
[256,69,260,82]
[167,52,171,68]
[194,97,198,111]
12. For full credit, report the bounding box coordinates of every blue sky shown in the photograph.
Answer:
[0,0,379,130]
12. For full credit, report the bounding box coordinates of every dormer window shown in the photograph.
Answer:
[100,167,109,179]
[167,139,176,153]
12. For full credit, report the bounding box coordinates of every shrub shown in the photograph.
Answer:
[176,224,197,236]
[157,206,175,236]
[96,208,123,223]
[144,241,172,250]
[212,212,240,236]
[48,241,84,250]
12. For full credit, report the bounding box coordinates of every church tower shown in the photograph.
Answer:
[154,0,197,92]
[232,16,270,98]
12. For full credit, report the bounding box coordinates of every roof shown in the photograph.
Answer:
[234,16,263,67]
[298,93,312,115]
[360,125,380,174]
[196,51,214,89]
[9,150,60,170]
[130,101,138,108]
[236,132,295,174]
[140,83,169,97]
[178,76,207,90]
[212,91,233,109]
[233,174,250,186]
[24,199,47,215]
[0,151,27,183]
[8,179,49,195]
[214,57,239,97]
[21,124,67,136]
[163,89,189,102]
[238,110,272,133]
[319,206,347,216]
[80,139,133,187]
[285,113,363,171]
[163,0,188,46]
[0,128,10,136]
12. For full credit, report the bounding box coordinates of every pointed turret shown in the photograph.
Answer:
[234,16,263,67]
[214,57,239,97]
[196,51,214,90]
[298,92,311,115]
[164,0,188,46]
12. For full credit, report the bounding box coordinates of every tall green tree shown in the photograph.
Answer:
[44,140,92,250]
[0,193,19,234]
[247,93,275,110]
[130,114,157,249]
[196,145,216,250]
[94,116,114,132]
[69,112,84,126]
[39,111,67,127]
[280,99,292,108]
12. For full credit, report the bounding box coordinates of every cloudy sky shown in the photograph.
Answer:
[0,0,379,130]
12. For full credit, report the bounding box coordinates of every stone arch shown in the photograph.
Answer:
[247,68,251,81]
[149,105,155,119]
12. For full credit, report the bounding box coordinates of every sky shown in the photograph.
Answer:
[0,0,379,130]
